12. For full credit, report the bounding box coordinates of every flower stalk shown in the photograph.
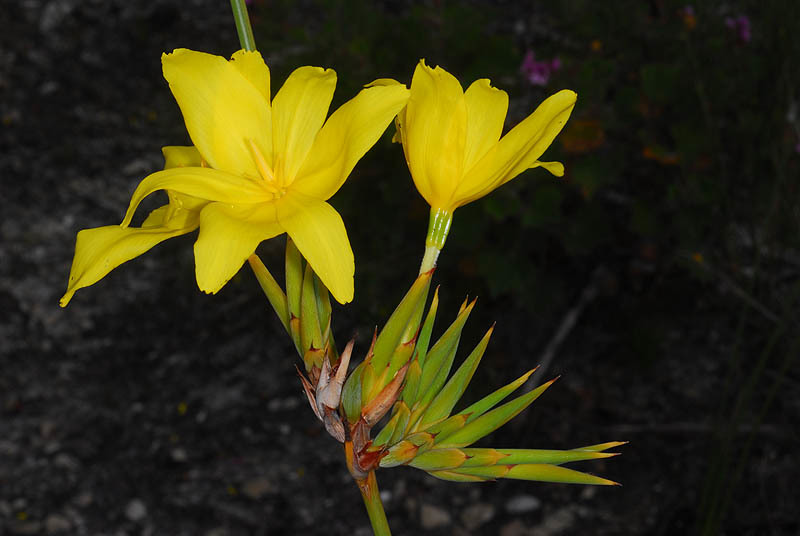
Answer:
[419,207,452,273]
[229,0,256,52]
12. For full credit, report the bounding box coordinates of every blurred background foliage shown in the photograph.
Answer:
[250,0,799,352]
[246,1,799,532]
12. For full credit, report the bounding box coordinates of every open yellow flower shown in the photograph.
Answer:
[395,60,576,270]
[61,49,409,306]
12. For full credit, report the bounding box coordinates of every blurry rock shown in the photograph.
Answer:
[9,521,42,535]
[0,440,20,456]
[241,477,274,500]
[534,507,575,535]
[460,502,495,530]
[40,0,77,33]
[125,499,147,522]
[506,494,541,514]
[500,519,530,536]
[170,447,188,463]
[44,513,71,533]
[420,504,451,529]
[53,453,79,470]
[73,492,92,508]
[205,528,228,536]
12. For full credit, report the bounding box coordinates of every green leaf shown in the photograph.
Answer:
[436,378,557,448]
[418,324,493,428]
[341,362,364,423]
[371,271,432,372]
[248,255,289,333]
[459,368,537,424]
[416,299,476,409]
[408,448,468,471]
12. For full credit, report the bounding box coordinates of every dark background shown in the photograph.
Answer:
[2,1,799,534]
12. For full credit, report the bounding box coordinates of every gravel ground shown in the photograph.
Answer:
[2,1,798,535]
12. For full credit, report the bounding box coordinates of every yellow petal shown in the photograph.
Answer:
[121,167,272,228]
[162,48,271,176]
[60,208,198,307]
[276,192,354,304]
[460,89,576,204]
[162,146,203,168]
[403,60,467,210]
[271,66,336,186]
[193,202,283,294]
[532,160,565,176]
[230,50,271,103]
[462,79,508,172]
[292,82,410,201]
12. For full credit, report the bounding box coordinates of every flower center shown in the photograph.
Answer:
[247,139,287,199]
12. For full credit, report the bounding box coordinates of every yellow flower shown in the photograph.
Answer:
[395,60,576,271]
[397,60,576,215]
[61,49,409,306]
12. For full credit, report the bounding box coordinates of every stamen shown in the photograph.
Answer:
[247,139,277,185]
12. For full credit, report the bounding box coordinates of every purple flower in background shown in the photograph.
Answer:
[520,51,561,86]
[679,6,697,30]
[725,15,751,43]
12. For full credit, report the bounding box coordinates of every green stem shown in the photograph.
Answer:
[230,0,256,51]
[356,471,391,536]
[419,207,452,274]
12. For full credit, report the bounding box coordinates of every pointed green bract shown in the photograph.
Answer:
[501,464,618,485]
[408,448,467,471]
[416,299,476,409]
[341,362,364,423]
[386,337,416,385]
[370,271,432,372]
[429,469,488,482]
[419,324,493,427]
[573,441,628,452]
[248,255,289,333]
[387,402,412,446]
[285,238,304,352]
[400,356,423,406]
[373,405,404,446]
[380,439,419,467]
[462,447,619,466]
[300,263,324,351]
[459,367,537,424]
[314,272,336,360]
[413,286,439,368]
[458,448,506,467]
[436,378,557,448]
[285,238,303,318]
[425,413,467,439]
